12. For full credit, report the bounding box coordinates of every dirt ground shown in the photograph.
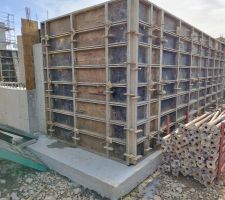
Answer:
[1,160,225,200]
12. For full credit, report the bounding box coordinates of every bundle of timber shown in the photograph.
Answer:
[160,108,225,186]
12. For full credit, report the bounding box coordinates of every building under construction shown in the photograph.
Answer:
[0,12,18,82]
[41,0,225,165]
[0,0,225,199]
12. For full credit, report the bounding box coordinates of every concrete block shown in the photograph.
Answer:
[0,86,30,132]
[28,134,162,200]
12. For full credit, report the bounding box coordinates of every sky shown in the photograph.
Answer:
[1,0,225,38]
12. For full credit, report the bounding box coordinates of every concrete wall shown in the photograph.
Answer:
[0,43,46,134]
[0,86,30,132]
[33,43,46,133]
[0,86,42,133]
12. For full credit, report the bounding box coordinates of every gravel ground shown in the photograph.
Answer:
[0,160,108,200]
[1,160,225,200]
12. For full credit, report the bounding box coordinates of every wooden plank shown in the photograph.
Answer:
[76,68,106,83]
[74,7,105,30]
[126,0,139,165]
[77,118,106,136]
[76,102,106,119]
[76,49,105,65]
[21,19,39,90]
[77,86,106,101]
[76,29,105,47]
[48,16,70,35]
[79,134,105,154]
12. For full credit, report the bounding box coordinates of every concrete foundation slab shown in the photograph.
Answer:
[28,134,162,200]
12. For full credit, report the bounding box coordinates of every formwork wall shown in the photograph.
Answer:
[41,0,225,165]
[0,50,18,82]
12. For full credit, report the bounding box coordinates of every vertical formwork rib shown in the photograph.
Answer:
[175,21,181,123]
[70,14,79,143]
[144,3,152,153]
[0,57,2,81]
[189,27,194,117]
[158,10,164,131]
[104,3,111,155]
[125,0,139,164]
[213,39,217,106]
[44,22,54,135]
[200,32,204,112]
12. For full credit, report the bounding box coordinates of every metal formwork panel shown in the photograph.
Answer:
[41,0,225,165]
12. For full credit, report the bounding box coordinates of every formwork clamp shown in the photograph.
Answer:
[48,128,55,133]
[124,128,142,135]
[144,147,152,153]
[74,128,80,135]
[45,35,49,41]
[106,137,113,144]
[106,81,112,89]
[160,37,168,44]
[43,43,50,47]
[126,31,142,36]
[123,153,142,162]
[104,33,114,38]
[174,87,182,91]
[71,89,78,94]
[70,29,76,37]
[148,34,159,39]
[124,93,140,100]
[105,20,112,28]
[157,89,167,95]
[72,136,80,141]
[104,146,114,151]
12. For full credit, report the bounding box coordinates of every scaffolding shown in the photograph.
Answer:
[0,12,18,82]
[0,11,16,50]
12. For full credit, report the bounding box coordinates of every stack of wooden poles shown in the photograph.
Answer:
[161,107,225,186]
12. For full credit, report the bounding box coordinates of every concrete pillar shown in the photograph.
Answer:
[33,43,47,133]
[17,36,26,84]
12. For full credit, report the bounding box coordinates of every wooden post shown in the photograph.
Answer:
[126,0,139,165]
[21,19,39,90]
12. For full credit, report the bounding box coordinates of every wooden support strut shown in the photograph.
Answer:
[125,0,139,165]
[104,3,112,157]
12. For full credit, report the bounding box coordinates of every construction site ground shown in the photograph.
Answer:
[1,160,225,200]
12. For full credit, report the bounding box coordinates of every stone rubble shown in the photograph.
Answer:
[1,160,225,200]
[0,160,108,200]
[123,170,225,200]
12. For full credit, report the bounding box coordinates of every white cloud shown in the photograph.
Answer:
[24,0,225,38]
[32,0,106,21]
[149,0,225,37]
